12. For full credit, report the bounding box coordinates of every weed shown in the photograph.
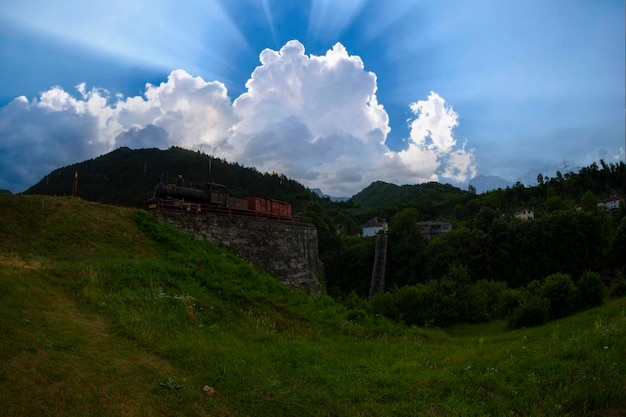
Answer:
[159,377,181,390]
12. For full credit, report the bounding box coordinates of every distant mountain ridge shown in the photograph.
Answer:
[22,146,471,212]
[469,174,513,194]
[311,188,349,202]
[350,180,467,209]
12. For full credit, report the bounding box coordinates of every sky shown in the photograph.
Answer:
[0,0,624,197]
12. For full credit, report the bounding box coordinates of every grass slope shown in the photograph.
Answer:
[1,195,625,416]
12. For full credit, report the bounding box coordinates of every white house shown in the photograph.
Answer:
[597,195,622,211]
[362,217,388,236]
[514,209,535,220]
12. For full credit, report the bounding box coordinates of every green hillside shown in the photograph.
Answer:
[351,180,466,210]
[1,194,625,416]
[24,146,319,211]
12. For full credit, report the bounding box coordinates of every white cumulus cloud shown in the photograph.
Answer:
[396,91,476,184]
[0,40,476,196]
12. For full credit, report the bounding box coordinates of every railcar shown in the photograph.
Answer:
[147,178,292,220]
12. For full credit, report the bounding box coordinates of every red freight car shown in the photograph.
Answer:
[270,199,292,218]
[245,196,292,218]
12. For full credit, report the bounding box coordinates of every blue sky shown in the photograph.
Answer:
[0,0,624,196]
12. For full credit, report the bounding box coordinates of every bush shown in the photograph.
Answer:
[342,291,367,310]
[460,280,507,322]
[541,273,578,319]
[368,292,399,321]
[609,278,626,297]
[575,271,605,309]
[507,295,550,329]
[346,308,368,323]
[394,284,433,326]
[498,288,523,318]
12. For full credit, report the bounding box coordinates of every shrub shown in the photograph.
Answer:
[507,295,550,329]
[394,284,433,326]
[498,288,523,318]
[609,278,626,297]
[346,308,368,323]
[460,280,507,322]
[342,291,367,310]
[368,292,399,321]
[541,273,578,319]
[575,271,605,309]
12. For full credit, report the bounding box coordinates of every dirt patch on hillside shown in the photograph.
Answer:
[0,253,43,270]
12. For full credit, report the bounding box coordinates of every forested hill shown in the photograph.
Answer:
[24,147,320,210]
[351,181,467,209]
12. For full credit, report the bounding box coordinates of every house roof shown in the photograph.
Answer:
[363,217,387,228]
[600,195,621,203]
[417,220,451,227]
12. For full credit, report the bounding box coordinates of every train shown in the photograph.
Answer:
[146,177,293,220]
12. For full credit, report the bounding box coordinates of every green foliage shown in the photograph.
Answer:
[389,208,420,235]
[474,206,496,232]
[351,180,468,212]
[611,217,626,270]
[507,295,550,329]
[386,234,425,288]
[368,265,510,327]
[580,190,599,212]
[368,291,399,321]
[461,280,509,322]
[392,284,434,326]
[499,288,524,317]
[576,271,605,309]
[322,236,375,297]
[542,273,578,319]
[417,208,610,289]
[609,272,626,297]
[505,271,611,329]
[545,192,569,213]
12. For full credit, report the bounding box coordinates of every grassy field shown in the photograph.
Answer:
[1,195,625,416]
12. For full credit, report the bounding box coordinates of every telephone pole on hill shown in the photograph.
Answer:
[71,171,78,197]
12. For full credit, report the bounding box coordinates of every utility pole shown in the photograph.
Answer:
[71,171,78,197]
[208,156,212,184]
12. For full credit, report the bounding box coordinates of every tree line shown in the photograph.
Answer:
[308,160,626,328]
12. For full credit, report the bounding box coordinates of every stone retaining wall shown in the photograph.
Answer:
[154,211,324,296]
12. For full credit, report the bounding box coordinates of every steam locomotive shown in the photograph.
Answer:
[147,176,292,219]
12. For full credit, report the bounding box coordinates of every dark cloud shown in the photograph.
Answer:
[0,96,103,191]
[115,124,169,149]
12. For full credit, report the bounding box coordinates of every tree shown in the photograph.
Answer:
[611,217,626,271]
[541,273,578,319]
[580,190,598,212]
[545,187,568,213]
[507,295,550,329]
[389,208,420,236]
[576,271,605,309]
[387,208,425,286]
[474,206,496,232]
